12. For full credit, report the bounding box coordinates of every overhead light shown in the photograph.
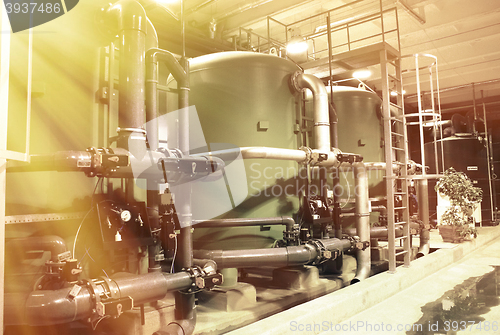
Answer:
[286,36,308,54]
[353,69,371,79]
[390,89,406,96]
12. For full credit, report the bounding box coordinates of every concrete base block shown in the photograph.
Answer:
[198,282,257,312]
[103,298,176,335]
[272,266,320,290]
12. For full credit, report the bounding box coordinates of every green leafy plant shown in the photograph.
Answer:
[435,167,482,238]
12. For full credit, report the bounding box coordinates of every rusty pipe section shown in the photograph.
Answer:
[193,238,353,269]
[4,272,192,326]
[6,236,67,263]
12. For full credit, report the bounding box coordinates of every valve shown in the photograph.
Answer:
[336,153,363,164]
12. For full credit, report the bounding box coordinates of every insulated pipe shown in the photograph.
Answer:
[292,73,331,152]
[192,216,296,232]
[351,162,370,284]
[4,272,192,326]
[200,146,341,168]
[6,236,67,263]
[107,0,147,136]
[416,179,431,258]
[193,238,352,269]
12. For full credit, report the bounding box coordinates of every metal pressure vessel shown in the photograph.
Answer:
[166,52,301,249]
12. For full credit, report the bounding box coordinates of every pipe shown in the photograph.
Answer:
[344,226,403,239]
[144,20,162,273]
[199,146,341,168]
[416,179,431,258]
[351,162,371,284]
[6,236,67,263]
[193,238,352,269]
[107,0,147,141]
[192,216,296,232]
[4,272,192,326]
[292,73,331,152]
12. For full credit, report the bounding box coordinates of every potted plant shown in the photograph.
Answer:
[434,167,482,242]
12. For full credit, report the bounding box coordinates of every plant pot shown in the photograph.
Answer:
[438,225,465,243]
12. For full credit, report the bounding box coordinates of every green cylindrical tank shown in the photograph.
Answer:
[166,52,301,249]
[306,86,383,224]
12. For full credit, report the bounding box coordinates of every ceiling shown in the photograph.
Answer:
[149,0,500,118]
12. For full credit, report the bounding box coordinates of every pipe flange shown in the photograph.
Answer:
[307,239,330,265]
[299,146,313,165]
[117,127,147,135]
[290,71,304,93]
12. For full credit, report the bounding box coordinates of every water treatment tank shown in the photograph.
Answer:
[166,52,301,248]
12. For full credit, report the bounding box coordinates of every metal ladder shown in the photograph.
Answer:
[380,50,411,273]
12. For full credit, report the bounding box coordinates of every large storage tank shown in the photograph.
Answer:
[166,52,302,248]
[305,86,383,223]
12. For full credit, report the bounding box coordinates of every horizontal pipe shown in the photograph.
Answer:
[192,216,296,232]
[193,238,352,269]
[198,146,342,167]
[6,236,67,262]
[4,272,192,326]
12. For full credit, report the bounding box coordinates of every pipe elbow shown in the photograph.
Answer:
[281,216,295,232]
[107,0,147,33]
[294,73,328,96]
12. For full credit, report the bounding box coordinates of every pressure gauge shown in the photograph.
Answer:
[120,210,132,222]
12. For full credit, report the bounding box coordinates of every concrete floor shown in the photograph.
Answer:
[229,226,500,335]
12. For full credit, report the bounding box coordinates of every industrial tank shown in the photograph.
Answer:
[167,52,302,249]
[305,86,383,222]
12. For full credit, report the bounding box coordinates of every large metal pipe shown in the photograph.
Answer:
[193,238,352,269]
[192,216,296,232]
[107,0,147,135]
[4,272,192,326]
[199,146,341,168]
[145,18,161,273]
[6,235,67,263]
[293,73,331,152]
[351,162,371,284]
[416,179,431,258]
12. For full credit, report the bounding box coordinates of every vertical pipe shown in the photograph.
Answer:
[434,58,445,173]
[472,83,477,133]
[482,91,494,224]
[295,73,331,152]
[416,179,430,257]
[0,5,11,330]
[351,162,370,283]
[145,18,161,273]
[173,0,195,332]
[415,55,426,175]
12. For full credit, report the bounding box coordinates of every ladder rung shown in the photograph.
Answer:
[395,236,408,242]
[394,206,407,210]
[395,250,408,257]
[390,102,403,109]
[395,221,406,225]
[392,147,405,151]
[392,132,404,137]
[394,191,407,195]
